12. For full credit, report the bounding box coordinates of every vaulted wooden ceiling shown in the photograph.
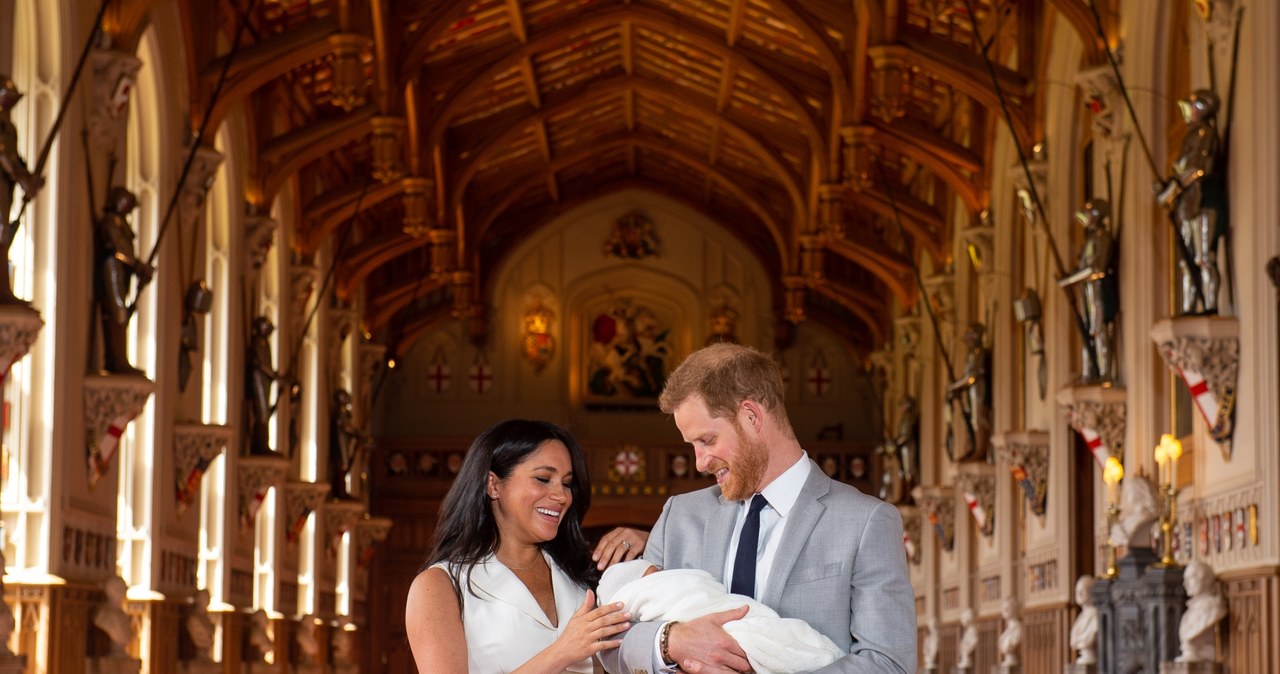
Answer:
[146,0,1114,355]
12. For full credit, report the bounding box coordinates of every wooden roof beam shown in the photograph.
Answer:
[726,0,747,47]
[507,0,527,44]
[520,57,542,109]
[621,21,635,75]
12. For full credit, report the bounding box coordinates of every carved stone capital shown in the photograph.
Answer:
[178,146,225,231]
[174,423,233,514]
[328,33,372,111]
[291,265,320,329]
[1056,385,1127,466]
[1151,317,1240,455]
[89,49,142,151]
[913,485,956,553]
[1075,64,1125,148]
[401,176,434,238]
[0,304,43,374]
[923,273,954,326]
[867,47,910,124]
[954,465,996,537]
[321,500,366,549]
[994,430,1049,517]
[370,116,407,183]
[84,373,155,486]
[244,215,278,272]
[284,481,330,543]
[238,455,289,528]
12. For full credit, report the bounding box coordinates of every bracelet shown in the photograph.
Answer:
[659,621,679,667]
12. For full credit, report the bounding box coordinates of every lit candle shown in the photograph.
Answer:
[1161,434,1182,490]
[1103,456,1124,505]
[1154,440,1168,486]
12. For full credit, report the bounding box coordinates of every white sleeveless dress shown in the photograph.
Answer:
[432,552,593,674]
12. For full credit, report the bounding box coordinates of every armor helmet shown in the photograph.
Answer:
[0,76,21,109]
[1178,89,1220,124]
[105,186,139,214]
[1074,199,1110,229]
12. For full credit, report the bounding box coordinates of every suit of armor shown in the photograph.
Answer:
[1058,199,1117,383]
[0,76,44,302]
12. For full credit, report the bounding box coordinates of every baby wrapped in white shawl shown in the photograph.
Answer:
[597,560,845,674]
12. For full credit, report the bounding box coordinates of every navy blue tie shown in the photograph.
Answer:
[730,494,769,598]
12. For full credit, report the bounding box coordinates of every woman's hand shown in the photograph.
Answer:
[548,591,631,665]
[593,527,649,570]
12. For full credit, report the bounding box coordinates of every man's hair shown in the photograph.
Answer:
[659,343,792,434]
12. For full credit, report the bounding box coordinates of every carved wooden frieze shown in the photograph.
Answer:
[994,431,1050,517]
[955,466,996,537]
[370,116,407,183]
[328,33,371,111]
[1057,386,1126,467]
[1151,317,1239,456]
[178,146,224,231]
[89,49,141,152]
[0,304,43,374]
[284,482,330,544]
[238,455,288,530]
[173,423,232,515]
[84,373,156,487]
[914,486,956,553]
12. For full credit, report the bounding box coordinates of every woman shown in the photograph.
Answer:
[406,420,632,673]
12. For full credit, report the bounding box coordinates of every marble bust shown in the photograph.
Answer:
[1069,574,1099,664]
[1176,559,1227,663]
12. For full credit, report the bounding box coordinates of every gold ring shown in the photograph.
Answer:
[621,541,632,549]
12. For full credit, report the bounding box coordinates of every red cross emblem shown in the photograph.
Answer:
[469,362,493,393]
[806,367,831,396]
[428,364,451,393]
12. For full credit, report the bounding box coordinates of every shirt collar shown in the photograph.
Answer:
[752,451,810,518]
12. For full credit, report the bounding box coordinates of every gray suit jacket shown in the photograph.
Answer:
[600,460,916,673]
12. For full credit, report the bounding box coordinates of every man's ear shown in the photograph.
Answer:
[486,471,499,499]
[740,400,763,431]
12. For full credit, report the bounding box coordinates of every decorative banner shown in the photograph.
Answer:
[242,485,270,529]
[1170,361,1234,443]
[1009,462,1047,517]
[1077,426,1109,468]
[609,445,645,482]
[176,455,216,514]
[89,415,130,487]
[962,489,988,534]
[428,346,451,394]
[288,507,314,544]
[806,351,832,397]
[468,351,493,394]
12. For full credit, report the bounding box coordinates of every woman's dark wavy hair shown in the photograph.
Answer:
[423,419,599,601]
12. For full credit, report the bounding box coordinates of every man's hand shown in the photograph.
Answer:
[668,606,752,673]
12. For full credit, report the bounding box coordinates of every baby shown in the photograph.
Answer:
[598,560,844,674]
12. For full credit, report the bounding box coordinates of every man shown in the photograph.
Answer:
[602,343,916,673]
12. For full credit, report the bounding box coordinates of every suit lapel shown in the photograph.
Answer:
[760,460,829,608]
[703,491,741,582]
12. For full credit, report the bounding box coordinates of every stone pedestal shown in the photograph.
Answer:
[1150,316,1239,457]
[1160,662,1222,674]
[0,303,43,373]
[86,655,141,674]
[1063,664,1096,674]
[1092,547,1187,674]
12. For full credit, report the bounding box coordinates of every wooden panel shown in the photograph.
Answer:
[1221,568,1280,674]
[1022,603,1071,673]
[976,617,1000,672]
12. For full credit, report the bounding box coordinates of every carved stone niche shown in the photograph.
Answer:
[178,146,225,231]
[954,464,996,538]
[913,485,956,553]
[173,423,233,516]
[0,304,43,374]
[84,373,156,488]
[993,430,1050,518]
[1056,385,1126,468]
[284,482,330,545]
[88,49,142,152]
[238,454,289,530]
[321,500,366,552]
[1150,317,1239,458]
